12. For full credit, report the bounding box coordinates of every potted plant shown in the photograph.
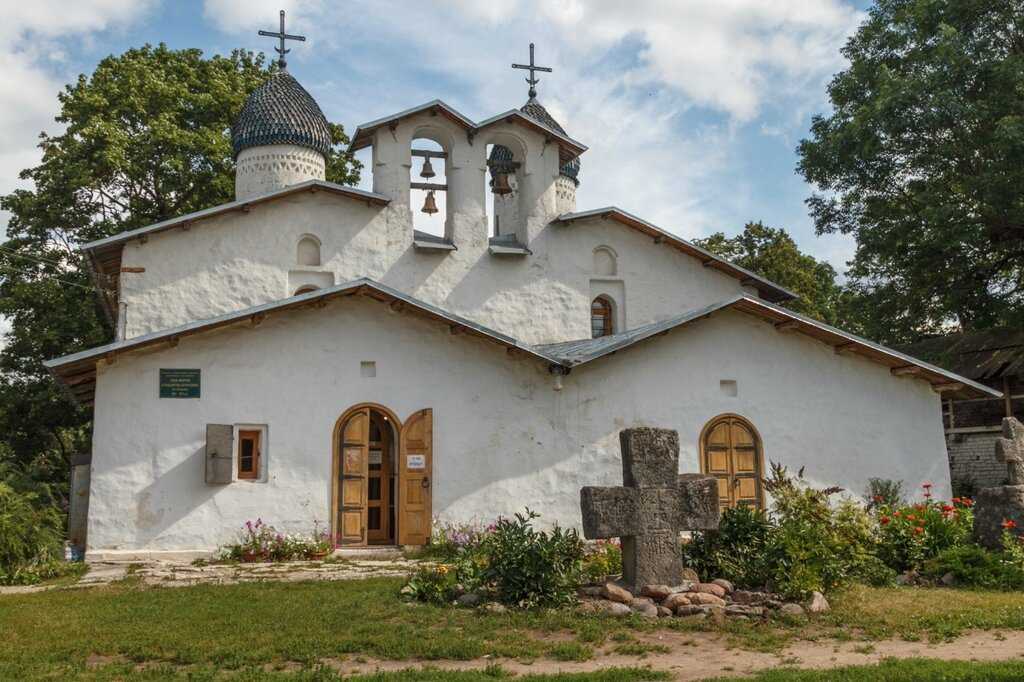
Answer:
[306,521,333,560]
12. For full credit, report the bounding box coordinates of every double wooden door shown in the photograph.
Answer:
[336,406,432,546]
[702,415,763,511]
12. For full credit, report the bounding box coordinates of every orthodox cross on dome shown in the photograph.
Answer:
[512,43,553,99]
[258,10,306,70]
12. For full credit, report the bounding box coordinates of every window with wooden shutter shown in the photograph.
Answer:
[237,429,261,480]
[591,296,614,338]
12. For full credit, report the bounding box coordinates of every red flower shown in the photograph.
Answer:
[873,495,883,503]
[914,526,924,534]
[894,510,902,517]
[922,482,933,489]
[880,516,891,525]
[1002,519,1017,530]
[907,514,916,521]
[942,505,954,513]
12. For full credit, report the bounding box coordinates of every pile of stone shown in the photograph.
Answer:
[578,575,828,621]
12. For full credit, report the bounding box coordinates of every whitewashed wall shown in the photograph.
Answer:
[87,297,948,558]
[119,110,744,345]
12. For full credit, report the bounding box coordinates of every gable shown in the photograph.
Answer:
[555,208,796,304]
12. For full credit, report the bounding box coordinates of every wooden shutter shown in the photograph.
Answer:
[205,424,233,485]
[339,408,370,545]
[398,408,433,546]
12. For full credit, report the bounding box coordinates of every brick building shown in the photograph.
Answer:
[903,330,1023,495]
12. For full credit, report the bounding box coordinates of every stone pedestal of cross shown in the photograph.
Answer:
[973,418,1024,549]
[580,427,720,591]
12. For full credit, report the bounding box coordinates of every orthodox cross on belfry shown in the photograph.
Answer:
[512,43,553,99]
[259,10,306,70]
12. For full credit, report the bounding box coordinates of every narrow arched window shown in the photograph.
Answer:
[297,236,321,266]
[591,296,614,338]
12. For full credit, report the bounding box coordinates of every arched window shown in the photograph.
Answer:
[294,285,319,296]
[591,296,614,338]
[593,246,617,276]
[700,415,764,511]
[410,138,448,238]
[297,236,321,266]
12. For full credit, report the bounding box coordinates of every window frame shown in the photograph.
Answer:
[591,296,614,338]
[236,428,263,481]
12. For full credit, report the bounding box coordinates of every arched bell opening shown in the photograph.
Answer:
[409,134,450,240]
[332,404,402,546]
[484,133,527,242]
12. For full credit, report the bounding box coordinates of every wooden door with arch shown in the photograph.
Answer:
[701,414,764,511]
[398,408,433,546]
[337,406,370,545]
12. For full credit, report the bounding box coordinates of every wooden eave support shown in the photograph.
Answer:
[250,313,266,327]
[774,320,800,333]
[389,300,406,314]
[449,324,464,335]
[891,365,922,376]
[833,341,858,355]
[933,382,964,394]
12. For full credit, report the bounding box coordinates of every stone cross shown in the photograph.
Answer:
[997,417,1024,485]
[580,427,720,591]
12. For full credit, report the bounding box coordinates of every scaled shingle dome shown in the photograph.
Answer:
[232,71,332,159]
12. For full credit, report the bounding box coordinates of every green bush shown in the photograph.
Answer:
[482,509,585,608]
[582,539,622,583]
[681,505,772,586]
[0,480,65,584]
[873,488,974,572]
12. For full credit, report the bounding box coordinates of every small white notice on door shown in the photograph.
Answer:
[407,454,426,470]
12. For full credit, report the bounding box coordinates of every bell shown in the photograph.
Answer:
[419,157,436,179]
[421,190,439,215]
[491,170,513,196]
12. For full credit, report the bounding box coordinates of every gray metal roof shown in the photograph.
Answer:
[537,294,1000,399]
[348,100,587,164]
[556,207,798,304]
[80,180,389,254]
[44,278,559,373]
[488,97,580,184]
[232,71,332,159]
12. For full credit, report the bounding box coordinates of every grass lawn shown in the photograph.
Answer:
[4,577,1024,679]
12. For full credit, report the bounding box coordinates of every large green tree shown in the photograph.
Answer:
[0,44,360,494]
[695,221,847,326]
[797,0,1024,345]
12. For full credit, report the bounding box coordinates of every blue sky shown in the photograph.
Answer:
[0,0,873,271]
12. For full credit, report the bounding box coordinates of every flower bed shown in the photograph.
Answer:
[219,519,333,562]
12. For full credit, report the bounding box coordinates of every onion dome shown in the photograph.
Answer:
[231,71,332,160]
[488,97,580,186]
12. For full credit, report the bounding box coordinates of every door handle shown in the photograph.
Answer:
[421,477,430,489]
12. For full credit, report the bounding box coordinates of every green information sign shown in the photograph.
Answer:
[160,369,201,399]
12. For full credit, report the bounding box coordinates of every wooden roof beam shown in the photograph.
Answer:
[833,341,858,355]
[774,320,800,333]
[933,382,964,394]
[891,365,922,376]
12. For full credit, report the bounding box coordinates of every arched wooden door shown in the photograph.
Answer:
[700,415,764,511]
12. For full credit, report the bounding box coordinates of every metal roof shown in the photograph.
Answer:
[348,100,587,167]
[46,283,998,407]
[81,180,389,254]
[44,278,562,407]
[537,294,1000,400]
[555,207,798,304]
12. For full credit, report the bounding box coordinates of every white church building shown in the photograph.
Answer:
[46,30,997,560]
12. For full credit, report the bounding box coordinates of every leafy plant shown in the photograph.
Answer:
[873,487,974,572]
[865,478,905,511]
[481,509,585,608]
[404,563,459,605]
[0,479,65,584]
[219,519,336,562]
[681,505,772,587]
[582,539,622,583]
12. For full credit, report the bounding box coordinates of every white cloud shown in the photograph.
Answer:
[0,1,156,238]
